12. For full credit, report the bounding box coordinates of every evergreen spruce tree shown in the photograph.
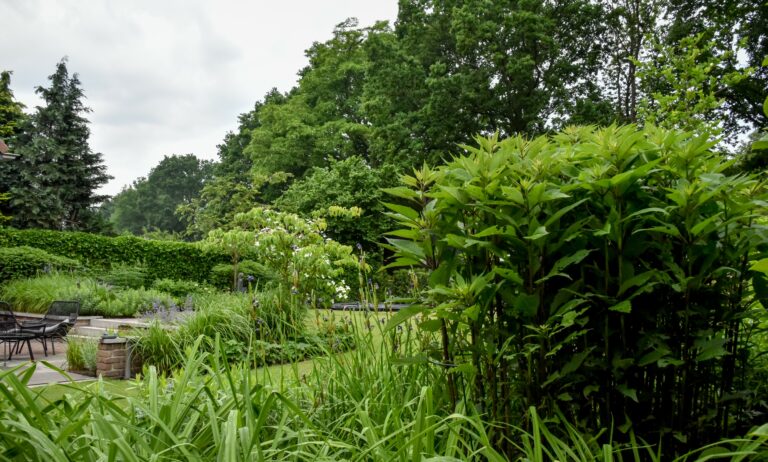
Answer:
[0,70,27,221]
[0,70,26,140]
[10,58,111,230]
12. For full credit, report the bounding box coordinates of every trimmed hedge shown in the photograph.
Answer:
[0,228,229,283]
[0,246,82,281]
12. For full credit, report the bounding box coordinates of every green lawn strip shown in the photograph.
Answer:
[34,308,397,400]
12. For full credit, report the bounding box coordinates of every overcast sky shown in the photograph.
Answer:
[1,0,398,196]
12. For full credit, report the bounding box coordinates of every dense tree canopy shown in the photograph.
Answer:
[1,59,111,231]
[174,0,762,251]
[107,154,213,236]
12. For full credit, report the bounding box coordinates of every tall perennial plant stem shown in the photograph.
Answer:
[383,125,768,455]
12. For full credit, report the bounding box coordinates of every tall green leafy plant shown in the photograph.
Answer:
[384,125,768,454]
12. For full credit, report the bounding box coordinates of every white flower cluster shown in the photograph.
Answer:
[334,282,350,301]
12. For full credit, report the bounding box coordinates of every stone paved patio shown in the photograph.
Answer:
[1,338,94,386]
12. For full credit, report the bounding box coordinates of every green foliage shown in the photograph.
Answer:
[275,156,397,255]
[0,70,25,139]
[384,125,767,452]
[106,154,213,236]
[100,264,147,289]
[1,314,764,460]
[130,321,182,373]
[133,291,319,373]
[203,208,357,305]
[150,278,215,298]
[4,58,111,230]
[637,33,753,140]
[66,336,98,374]
[208,260,272,291]
[0,227,229,283]
[0,246,81,282]
[251,286,306,342]
[1,274,174,317]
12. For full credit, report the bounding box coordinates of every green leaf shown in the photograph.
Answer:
[384,305,429,332]
[418,319,442,332]
[638,348,670,367]
[635,225,680,238]
[583,385,600,398]
[385,238,426,260]
[695,337,727,361]
[386,229,421,240]
[514,293,540,318]
[524,225,548,241]
[750,258,768,275]
[473,225,506,238]
[560,348,593,376]
[608,300,632,314]
[617,384,639,403]
[618,271,656,296]
[382,186,419,201]
[594,222,611,236]
[493,267,524,285]
[538,249,592,282]
[752,270,768,309]
[690,213,721,237]
[383,202,420,221]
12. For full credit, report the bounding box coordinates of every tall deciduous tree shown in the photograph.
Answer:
[7,59,111,230]
[108,154,212,236]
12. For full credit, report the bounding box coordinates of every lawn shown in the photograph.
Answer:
[37,307,399,401]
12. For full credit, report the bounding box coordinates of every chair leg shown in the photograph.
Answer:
[51,337,56,355]
[25,339,34,361]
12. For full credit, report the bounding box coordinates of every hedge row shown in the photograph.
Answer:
[0,246,82,281]
[0,228,229,283]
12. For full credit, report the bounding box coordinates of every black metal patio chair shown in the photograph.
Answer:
[19,300,80,356]
[0,301,40,361]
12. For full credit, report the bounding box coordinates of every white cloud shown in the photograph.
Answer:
[0,0,398,195]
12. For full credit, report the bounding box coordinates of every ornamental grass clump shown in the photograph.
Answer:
[383,125,768,454]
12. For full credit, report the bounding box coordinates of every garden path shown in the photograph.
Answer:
[1,339,93,386]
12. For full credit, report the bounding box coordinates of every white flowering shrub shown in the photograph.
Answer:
[204,207,357,306]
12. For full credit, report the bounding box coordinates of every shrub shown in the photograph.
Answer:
[384,126,768,450]
[101,264,147,289]
[151,278,215,298]
[203,208,358,304]
[0,246,81,282]
[97,288,175,318]
[0,228,229,283]
[208,260,272,290]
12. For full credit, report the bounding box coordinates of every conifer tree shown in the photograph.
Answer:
[9,58,111,230]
